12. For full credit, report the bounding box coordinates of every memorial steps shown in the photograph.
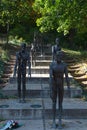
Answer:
[0,98,87,120]
[0,47,86,120]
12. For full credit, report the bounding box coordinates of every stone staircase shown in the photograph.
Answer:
[0,46,86,121]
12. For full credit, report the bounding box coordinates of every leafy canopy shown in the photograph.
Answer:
[0,0,34,26]
[33,0,87,35]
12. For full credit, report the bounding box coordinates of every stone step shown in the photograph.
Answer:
[31,59,74,66]
[1,119,87,130]
[0,98,87,120]
[6,60,51,67]
[9,75,76,84]
[33,60,51,66]
[4,66,50,73]
[11,67,77,74]
[31,68,49,74]
[7,56,52,64]
[1,83,82,98]
[9,76,49,83]
[10,67,50,74]
[36,52,52,55]
[33,55,52,60]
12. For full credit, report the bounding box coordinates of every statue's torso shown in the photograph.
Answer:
[52,45,61,61]
[52,62,66,85]
[17,51,29,71]
[53,45,61,54]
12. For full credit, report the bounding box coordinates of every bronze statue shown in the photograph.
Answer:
[52,37,61,61]
[30,33,37,66]
[13,43,31,103]
[49,52,70,129]
[30,42,36,66]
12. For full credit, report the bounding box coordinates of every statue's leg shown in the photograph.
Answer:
[31,53,33,67]
[32,53,35,66]
[33,52,36,66]
[52,101,56,128]
[58,87,64,129]
[29,63,31,78]
[17,73,21,102]
[58,87,64,112]
[22,73,26,103]
[67,86,71,97]
[52,90,57,128]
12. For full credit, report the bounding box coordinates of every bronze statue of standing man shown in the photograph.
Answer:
[13,43,31,103]
[49,52,70,129]
[52,37,61,61]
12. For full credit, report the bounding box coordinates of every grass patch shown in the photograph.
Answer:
[63,48,87,63]
[63,48,87,98]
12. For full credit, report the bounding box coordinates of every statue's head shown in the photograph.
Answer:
[21,43,26,52]
[55,37,59,45]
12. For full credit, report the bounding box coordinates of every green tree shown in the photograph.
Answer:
[33,0,87,34]
[33,0,87,48]
[0,0,37,45]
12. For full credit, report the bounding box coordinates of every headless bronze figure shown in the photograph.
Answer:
[13,43,31,103]
[49,52,70,129]
[30,34,37,66]
[31,42,36,66]
[52,37,61,61]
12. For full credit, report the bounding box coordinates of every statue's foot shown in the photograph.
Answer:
[18,99,21,103]
[68,89,71,98]
[58,124,62,129]
[59,105,63,113]
[58,119,62,129]
[29,75,31,78]
[52,122,56,128]
[21,99,26,103]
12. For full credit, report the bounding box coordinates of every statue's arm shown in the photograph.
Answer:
[27,52,31,76]
[64,64,71,96]
[13,52,18,77]
[49,63,53,80]
[49,63,54,98]
[59,46,61,51]
[52,46,55,60]
[64,64,70,87]
[52,46,54,54]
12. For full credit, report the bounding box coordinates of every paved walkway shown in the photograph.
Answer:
[1,119,87,130]
[16,119,87,130]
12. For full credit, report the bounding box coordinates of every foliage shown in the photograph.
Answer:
[0,0,87,49]
[63,48,87,62]
[0,0,32,26]
[1,50,10,62]
[9,24,36,43]
[9,35,25,45]
[0,0,38,43]
[0,46,10,81]
[33,0,87,49]
[33,0,87,35]
[0,60,4,78]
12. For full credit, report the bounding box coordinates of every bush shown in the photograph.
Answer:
[9,35,25,45]
[1,50,10,62]
[0,60,4,78]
